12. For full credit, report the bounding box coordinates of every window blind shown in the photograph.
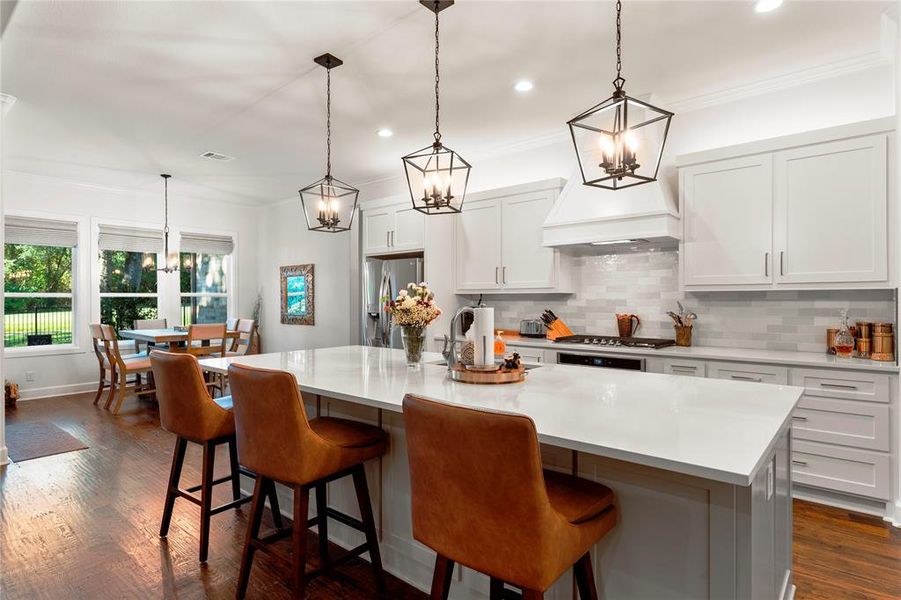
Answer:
[98,224,164,254]
[180,232,234,256]
[4,216,78,247]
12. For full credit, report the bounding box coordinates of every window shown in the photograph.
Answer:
[179,232,233,325]
[97,225,164,333]
[4,217,78,348]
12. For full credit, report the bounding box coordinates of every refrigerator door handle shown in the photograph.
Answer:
[383,270,394,346]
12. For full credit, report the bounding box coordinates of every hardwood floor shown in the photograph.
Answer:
[2,392,899,599]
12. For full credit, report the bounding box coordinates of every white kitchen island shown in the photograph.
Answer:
[200,345,803,600]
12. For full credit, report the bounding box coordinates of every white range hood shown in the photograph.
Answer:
[542,170,680,248]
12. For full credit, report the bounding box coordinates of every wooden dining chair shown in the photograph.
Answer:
[99,324,155,414]
[187,323,227,397]
[227,319,257,357]
[226,317,239,332]
[90,323,117,407]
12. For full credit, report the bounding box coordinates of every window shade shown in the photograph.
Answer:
[98,225,164,254]
[180,232,234,256]
[5,216,78,247]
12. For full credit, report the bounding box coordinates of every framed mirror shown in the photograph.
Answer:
[280,264,314,325]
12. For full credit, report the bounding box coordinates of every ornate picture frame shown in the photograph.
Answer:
[280,264,314,325]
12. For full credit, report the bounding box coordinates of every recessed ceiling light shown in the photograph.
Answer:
[514,80,533,93]
[377,128,393,138]
[755,0,783,13]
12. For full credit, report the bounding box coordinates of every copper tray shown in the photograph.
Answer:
[448,363,526,384]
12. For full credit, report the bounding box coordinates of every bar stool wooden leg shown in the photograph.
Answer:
[315,483,329,561]
[292,485,310,599]
[489,578,505,599]
[199,441,216,563]
[573,553,598,600]
[228,439,241,502]
[237,477,267,599]
[430,555,455,600]
[352,465,385,593]
[267,482,285,531]
[160,437,188,537]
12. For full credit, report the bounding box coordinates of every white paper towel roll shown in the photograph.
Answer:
[472,307,495,367]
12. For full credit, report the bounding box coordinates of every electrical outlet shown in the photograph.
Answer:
[24,371,35,382]
[766,459,775,501]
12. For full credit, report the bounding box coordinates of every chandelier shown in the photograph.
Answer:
[402,0,471,215]
[299,53,359,233]
[568,0,673,190]
[157,174,178,273]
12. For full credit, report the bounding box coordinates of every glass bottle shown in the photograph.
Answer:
[494,331,506,357]
[834,310,854,358]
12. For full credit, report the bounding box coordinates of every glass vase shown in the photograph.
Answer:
[401,326,426,368]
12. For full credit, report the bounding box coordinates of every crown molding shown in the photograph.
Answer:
[665,51,892,114]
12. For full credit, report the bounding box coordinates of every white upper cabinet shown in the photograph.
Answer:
[501,193,556,289]
[678,119,893,290]
[362,202,425,256]
[455,198,503,290]
[681,155,774,286]
[773,135,887,284]
[454,179,571,294]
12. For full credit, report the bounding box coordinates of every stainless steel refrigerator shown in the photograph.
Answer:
[362,255,424,348]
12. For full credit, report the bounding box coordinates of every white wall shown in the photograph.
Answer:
[255,199,353,353]
[2,171,260,399]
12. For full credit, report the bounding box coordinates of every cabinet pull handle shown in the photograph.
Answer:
[495,267,499,285]
[731,374,762,382]
[791,459,808,467]
[671,366,697,372]
[765,252,769,277]
[792,416,808,421]
[386,231,390,247]
[502,266,506,284]
[779,251,784,276]
[820,383,858,390]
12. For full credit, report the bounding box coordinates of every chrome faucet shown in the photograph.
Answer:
[445,306,474,369]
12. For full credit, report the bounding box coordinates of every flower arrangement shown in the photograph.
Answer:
[384,282,442,329]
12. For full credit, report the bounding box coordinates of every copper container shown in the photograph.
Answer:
[871,332,894,362]
[873,323,894,334]
[855,337,871,359]
[674,325,692,347]
[826,328,838,355]
[855,321,872,340]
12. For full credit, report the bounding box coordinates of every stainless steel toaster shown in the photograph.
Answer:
[519,319,546,338]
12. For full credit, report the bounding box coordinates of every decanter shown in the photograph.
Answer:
[834,310,854,358]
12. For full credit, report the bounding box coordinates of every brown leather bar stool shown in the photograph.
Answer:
[403,394,617,600]
[228,363,387,599]
[151,351,283,563]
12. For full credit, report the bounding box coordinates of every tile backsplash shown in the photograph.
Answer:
[474,250,896,353]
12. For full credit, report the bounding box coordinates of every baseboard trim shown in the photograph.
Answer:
[793,484,891,520]
[0,446,8,466]
[16,382,98,401]
[891,501,901,528]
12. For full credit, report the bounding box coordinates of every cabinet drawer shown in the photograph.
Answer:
[792,440,890,500]
[663,358,707,377]
[792,396,889,451]
[789,368,890,403]
[708,361,788,385]
[509,347,544,364]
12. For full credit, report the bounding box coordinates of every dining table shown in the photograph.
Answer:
[119,327,239,348]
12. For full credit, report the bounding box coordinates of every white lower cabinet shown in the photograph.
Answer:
[708,361,788,385]
[791,440,891,501]
[792,397,889,451]
[662,358,706,377]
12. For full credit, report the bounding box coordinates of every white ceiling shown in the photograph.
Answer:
[1,0,893,206]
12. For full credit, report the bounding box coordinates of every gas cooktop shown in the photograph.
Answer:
[553,335,676,349]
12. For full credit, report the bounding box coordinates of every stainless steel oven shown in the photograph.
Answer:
[557,352,646,371]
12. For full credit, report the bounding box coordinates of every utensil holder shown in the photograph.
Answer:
[674,325,693,347]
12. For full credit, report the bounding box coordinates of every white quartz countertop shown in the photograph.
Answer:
[450,335,900,373]
[201,345,803,487]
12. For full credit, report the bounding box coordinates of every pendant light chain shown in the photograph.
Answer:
[326,65,332,179]
[433,3,441,144]
[163,175,169,236]
[614,0,625,92]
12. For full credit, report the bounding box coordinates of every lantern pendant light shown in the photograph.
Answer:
[568,0,673,191]
[402,0,471,215]
[299,53,359,233]
[157,174,178,274]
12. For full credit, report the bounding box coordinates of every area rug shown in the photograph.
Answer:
[6,422,88,462]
